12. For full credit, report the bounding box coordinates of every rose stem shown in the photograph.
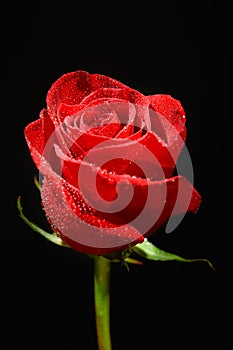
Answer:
[94,255,112,350]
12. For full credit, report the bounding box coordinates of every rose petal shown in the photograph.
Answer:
[79,107,121,137]
[75,134,167,180]
[24,119,44,158]
[46,71,129,123]
[24,115,72,173]
[54,144,201,230]
[41,176,144,255]
[41,154,201,255]
[149,94,186,132]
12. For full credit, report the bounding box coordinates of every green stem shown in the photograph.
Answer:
[94,256,112,350]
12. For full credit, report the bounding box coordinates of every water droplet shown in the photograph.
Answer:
[107,178,115,185]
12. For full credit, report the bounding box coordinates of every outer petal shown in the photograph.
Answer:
[24,118,45,169]
[40,175,144,256]
[54,144,201,233]
[61,156,201,230]
[148,94,186,135]
[26,144,144,247]
[40,154,201,255]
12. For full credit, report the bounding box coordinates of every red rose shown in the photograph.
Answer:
[24,70,201,255]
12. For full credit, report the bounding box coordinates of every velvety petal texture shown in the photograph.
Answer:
[24,70,201,255]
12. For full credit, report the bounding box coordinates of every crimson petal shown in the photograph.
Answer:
[46,71,129,122]
[41,177,144,255]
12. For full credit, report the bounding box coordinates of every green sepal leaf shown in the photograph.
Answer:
[34,175,41,191]
[17,196,70,248]
[133,239,216,271]
[125,257,144,266]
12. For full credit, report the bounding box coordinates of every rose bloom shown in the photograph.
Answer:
[24,71,201,255]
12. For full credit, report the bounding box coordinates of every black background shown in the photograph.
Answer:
[4,1,231,349]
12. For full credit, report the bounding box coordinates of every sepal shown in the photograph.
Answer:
[133,238,216,271]
[33,175,41,191]
[17,196,70,248]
